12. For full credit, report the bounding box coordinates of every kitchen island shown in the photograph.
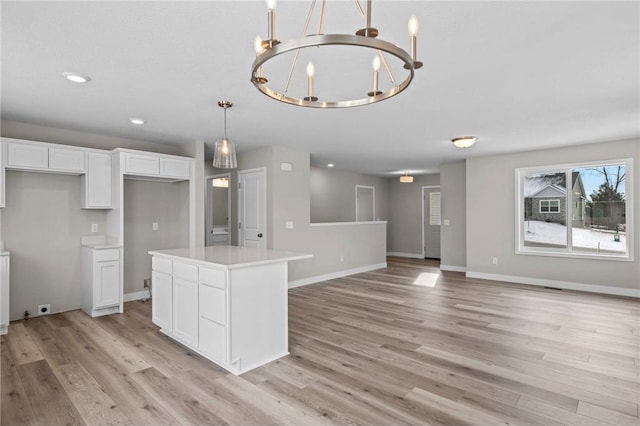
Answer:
[148,246,311,375]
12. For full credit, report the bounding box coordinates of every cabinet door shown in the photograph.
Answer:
[152,270,172,331]
[94,260,120,309]
[6,142,48,170]
[159,157,190,179]
[0,140,4,208]
[82,153,112,208]
[0,256,9,335]
[49,147,85,172]
[173,278,198,347]
[123,153,159,176]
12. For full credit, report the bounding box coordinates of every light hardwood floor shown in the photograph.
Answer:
[2,257,639,425]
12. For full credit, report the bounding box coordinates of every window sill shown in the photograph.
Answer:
[516,248,633,262]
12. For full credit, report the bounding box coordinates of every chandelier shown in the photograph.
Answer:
[251,0,422,108]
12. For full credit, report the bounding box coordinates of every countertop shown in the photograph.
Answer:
[149,246,312,269]
[81,243,122,249]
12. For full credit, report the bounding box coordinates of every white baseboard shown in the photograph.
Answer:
[440,264,467,273]
[466,271,640,298]
[124,290,151,302]
[288,262,387,289]
[387,252,424,259]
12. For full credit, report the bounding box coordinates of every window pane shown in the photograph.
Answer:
[523,173,567,248]
[572,166,627,254]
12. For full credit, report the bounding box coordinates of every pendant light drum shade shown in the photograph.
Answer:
[213,101,238,169]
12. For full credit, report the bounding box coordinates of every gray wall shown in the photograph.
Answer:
[387,174,440,256]
[123,180,189,295]
[466,138,639,290]
[3,171,106,320]
[310,167,389,223]
[440,162,467,269]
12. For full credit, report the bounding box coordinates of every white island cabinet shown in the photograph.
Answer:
[149,246,311,375]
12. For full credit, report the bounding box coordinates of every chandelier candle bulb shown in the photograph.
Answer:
[409,16,418,60]
[266,0,277,44]
[369,56,382,96]
[304,62,318,101]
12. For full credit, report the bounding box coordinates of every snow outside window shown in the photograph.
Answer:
[516,159,633,260]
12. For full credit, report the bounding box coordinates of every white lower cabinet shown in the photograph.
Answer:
[172,278,198,347]
[0,254,10,335]
[82,246,122,317]
[151,270,172,331]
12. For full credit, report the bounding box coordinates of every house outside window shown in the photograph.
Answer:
[516,159,632,260]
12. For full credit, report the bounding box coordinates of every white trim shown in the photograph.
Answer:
[466,271,639,298]
[421,185,441,259]
[387,252,423,259]
[311,221,387,227]
[123,290,150,302]
[440,264,467,272]
[288,263,387,289]
[539,199,560,213]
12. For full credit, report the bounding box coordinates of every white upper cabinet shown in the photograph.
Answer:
[6,141,48,170]
[123,152,160,176]
[49,147,86,172]
[160,157,190,179]
[81,152,112,209]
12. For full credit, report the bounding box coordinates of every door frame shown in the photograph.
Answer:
[238,167,267,247]
[205,173,231,246]
[421,185,441,258]
[355,185,376,222]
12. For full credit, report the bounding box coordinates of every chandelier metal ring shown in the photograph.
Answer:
[250,33,415,108]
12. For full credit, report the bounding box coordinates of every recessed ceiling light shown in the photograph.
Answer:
[452,136,478,148]
[129,118,146,125]
[62,72,91,83]
[327,163,335,168]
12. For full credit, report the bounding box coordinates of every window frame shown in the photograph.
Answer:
[515,158,633,261]
[539,199,560,214]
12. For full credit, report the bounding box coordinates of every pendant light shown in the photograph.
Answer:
[213,101,238,169]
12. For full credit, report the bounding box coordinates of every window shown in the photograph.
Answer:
[516,159,633,260]
[539,200,560,213]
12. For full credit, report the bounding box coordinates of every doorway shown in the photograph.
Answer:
[238,168,266,248]
[422,186,441,259]
[205,174,230,246]
[355,185,375,222]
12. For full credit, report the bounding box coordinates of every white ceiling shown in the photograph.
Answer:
[2,1,638,176]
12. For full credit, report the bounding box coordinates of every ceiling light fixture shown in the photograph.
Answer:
[327,163,335,168]
[251,0,422,108]
[399,171,414,183]
[452,136,478,148]
[62,72,91,83]
[129,118,146,125]
[212,101,238,169]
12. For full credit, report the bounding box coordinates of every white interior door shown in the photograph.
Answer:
[356,185,375,222]
[423,187,441,259]
[239,168,266,248]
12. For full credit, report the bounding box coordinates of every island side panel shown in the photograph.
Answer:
[229,262,288,372]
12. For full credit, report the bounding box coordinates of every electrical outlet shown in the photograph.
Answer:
[340,255,344,262]
[91,223,98,233]
[492,257,498,265]
[285,221,294,229]
[38,304,51,316]
[152,222,159,231]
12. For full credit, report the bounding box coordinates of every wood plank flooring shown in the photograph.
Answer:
[2,256,638,425]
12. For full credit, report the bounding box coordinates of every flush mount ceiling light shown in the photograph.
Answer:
[251,0,423,108]
[212,177,229,188]
[327,163,335,168]
[62,72,91,83]
[399,171,414,183]
[129,118,146,125]
[212,101,238,169]
[452,136,478,148]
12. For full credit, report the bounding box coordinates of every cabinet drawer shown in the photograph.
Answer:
[94,248,119,262]
[199,318,226,362]
[152,257,172,274]
[160,157,190,179]
[199,267,225,289]
[174,261,197,282]
[123,153,159,176]
[49,147,85,172]
[199,284,225,325]
[7,142,48,169]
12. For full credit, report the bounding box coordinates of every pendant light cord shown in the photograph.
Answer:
[223,107,228,139]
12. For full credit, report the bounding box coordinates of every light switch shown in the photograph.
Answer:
[152,222,159,231]
[91,224,98,233]
[280,162,293,172]
[285,221,294,229]
[443,219,450,226]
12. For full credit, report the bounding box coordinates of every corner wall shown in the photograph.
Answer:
[440,161,467,271]
[466,139,639,294]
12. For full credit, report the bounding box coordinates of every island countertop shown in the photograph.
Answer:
[148,245,312,269]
